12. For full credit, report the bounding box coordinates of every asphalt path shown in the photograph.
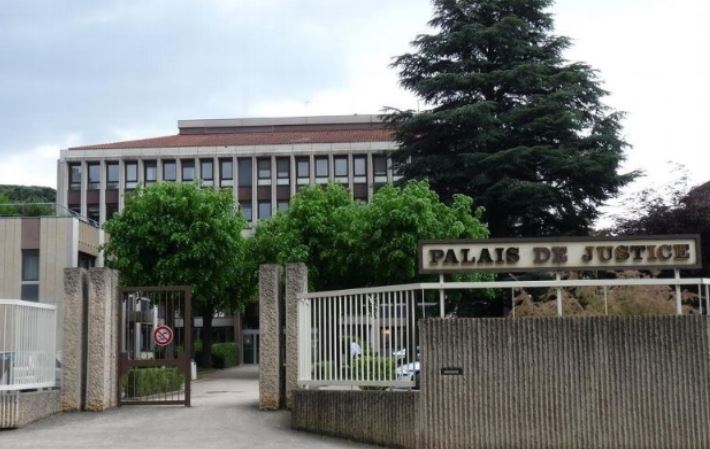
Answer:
[0,365,375,449]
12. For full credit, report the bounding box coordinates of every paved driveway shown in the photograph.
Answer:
[0,366,375,449]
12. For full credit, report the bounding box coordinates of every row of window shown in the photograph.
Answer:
[68,155,390,190]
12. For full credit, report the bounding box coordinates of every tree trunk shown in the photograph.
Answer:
[200,310,214,368]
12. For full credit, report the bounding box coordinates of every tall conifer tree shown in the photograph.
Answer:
[386,0,636,237]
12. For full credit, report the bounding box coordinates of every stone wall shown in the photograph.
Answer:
[16,390,61,428]
[258,264,283,410]
[418,316,710,449]
[292,389,418,449]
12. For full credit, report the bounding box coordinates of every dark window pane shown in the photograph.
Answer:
[334,157,348,177]
[163,160,176,181]
[258,201,272,219]
[20,284,39,302]
[374,156,387,176]
[87,206,100,223]
[144,161,157,183]
[297,158,309,178]
[201,160,213,180]
[240,202,253,222]
[106,203,119,220]
[277,201,289,212]
[126,162,138,182]
[69,164,81,189]
[22,250,39,281]
[257,159,271,179]
[238,159,252,186]
[315,157,328,178]
[88,164,100,186]
[182,160,195,181]
[277,158,289,179]
[220,159,233,180]
[354,156,367,176]
[107,163,119,185]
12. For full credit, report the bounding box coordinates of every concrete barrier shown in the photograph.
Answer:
[419,316,710,449]
[292,389,418,449]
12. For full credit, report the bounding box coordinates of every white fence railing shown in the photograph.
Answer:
[297,277,710,389]
[0,300,57,391]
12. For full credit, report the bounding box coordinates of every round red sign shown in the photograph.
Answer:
[153,325,174,347]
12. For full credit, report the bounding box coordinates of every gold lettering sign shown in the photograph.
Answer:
[418,236,702,274]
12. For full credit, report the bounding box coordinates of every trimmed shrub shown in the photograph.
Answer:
[212,342,239,369]
[123,367,184,398]
[350,356,396,382]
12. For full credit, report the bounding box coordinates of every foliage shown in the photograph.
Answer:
[350,356,396,382]
[612,171,710,276]
[102,182,250,367]
[211,342,239,369]
[251,181,490,291]
[0,185,56,204]
[123,367,184,398]
[384,0,636,238]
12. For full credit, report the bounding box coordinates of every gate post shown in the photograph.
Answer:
[85,268,119,411]
[259,264,283,410]
[285,263,308,410]
[61,268,87,412]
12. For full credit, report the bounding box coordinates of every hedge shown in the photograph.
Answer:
[212,342,239,369]
[123,367,184,398]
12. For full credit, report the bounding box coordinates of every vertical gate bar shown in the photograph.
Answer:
[439,274,445,318]
[699,283,703,315]
[356,294,361,383]
[706,284,709,316]
[674,270,682,315]
[556,272,563,317]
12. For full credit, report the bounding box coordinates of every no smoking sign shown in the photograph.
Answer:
[153,325,174,347]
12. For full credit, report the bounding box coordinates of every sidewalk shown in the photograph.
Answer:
[0,365,374,449]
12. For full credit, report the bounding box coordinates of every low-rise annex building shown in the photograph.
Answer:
[55,114,398,363]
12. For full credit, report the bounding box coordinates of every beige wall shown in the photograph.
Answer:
[39,217,75,306]
[0,219,22,298]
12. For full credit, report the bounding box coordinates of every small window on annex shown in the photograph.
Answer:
[21,250,39,301]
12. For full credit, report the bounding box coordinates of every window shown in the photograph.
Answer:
[106,162,119,189]
[277,201,289,212]
[163,160,176,182]
[106,203,119,220]
[296,157,309,184]
[257,158,271,180]
[276,158,289,185]
[334,157,348,178]
[68,204,80,215]
[200,159,213,181]
[125,161,138,186]
[258,201,272,220]
[315,157,328,179]
[21,250,39,301]
[220,158,233,186]
[238,158,252,187]
[87,206,100,224]
[69,163,81,190]
[354,155,367,177]
[373,155,388,177]
[144,161,157,185]
[78,252,96,270]
[240,201,252,223]
[88,163,100,189]
[181,160,195,182]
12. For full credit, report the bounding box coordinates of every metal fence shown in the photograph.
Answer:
[297,277,710,389]
[0,300,57,391]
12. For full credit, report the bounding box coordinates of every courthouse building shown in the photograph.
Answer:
[57,114,398,226]
[54,114,398,363]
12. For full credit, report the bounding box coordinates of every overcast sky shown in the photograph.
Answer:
[1,0,708,213]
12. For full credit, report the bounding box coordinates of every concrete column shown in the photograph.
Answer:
[289,154,296,197]
[259,264,283,411]
[85,268,119,411]
[285,263,308,410]
[61,268,87,412]
[367,152,374,200]
[99,160,106,224]
[118,160,125,211]
[80,160,87,219]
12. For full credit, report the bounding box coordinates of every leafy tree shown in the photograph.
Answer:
[102,183,249,366]
[0,185,56,203]
[385,0,636,238]
[251,181,490,292]
[614,177,710,276]
[0,193,18,216]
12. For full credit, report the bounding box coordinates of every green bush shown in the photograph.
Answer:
[350,356,396,382]
[123,368,184,398]
[212,342,239,369]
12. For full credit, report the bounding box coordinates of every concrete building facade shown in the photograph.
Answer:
[57,115,398,226]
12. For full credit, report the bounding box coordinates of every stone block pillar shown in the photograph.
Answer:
[85,268,119,411]
[61,268,87,412]
[259,264,283,410]
[285,263,308,410]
